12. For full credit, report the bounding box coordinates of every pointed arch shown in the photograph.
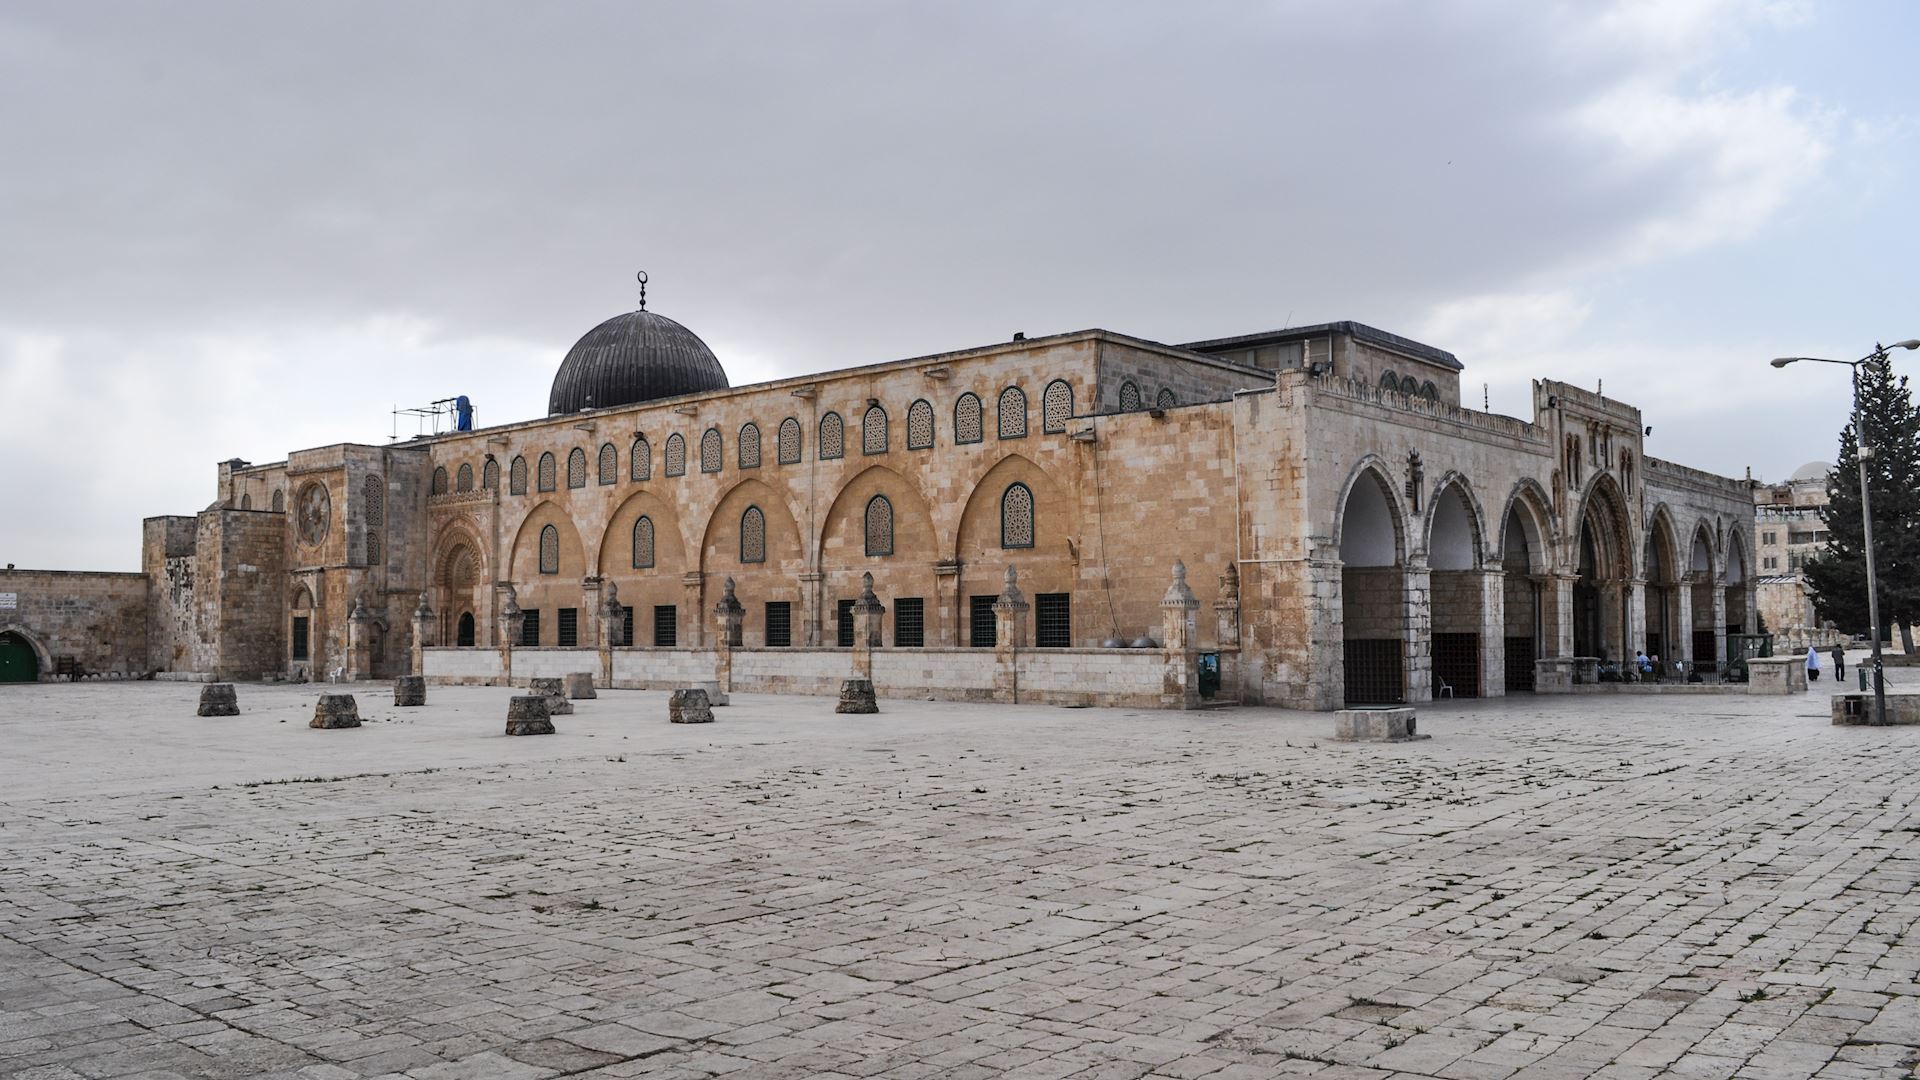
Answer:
[509,455,528,495]
[597,442,618,485]
[777,417,802,464]
[595,489,690,579]
[1119,380,1142,411]
[664,433,686,476]
[1644,503,1684,585]
[431,467,448,495]
[907,399,935,449]
[271,488,285,513]
[863,404,888,455]
[456,462,474,492]
[630,434,651,481]
[1042,380,1073,433]
[1331,457,1409,567]
[997,385,1027,439]
[537,451,557,492]
[953,393,983,444]
[1422,472,1487,571]
[818,463,938,570]
[700,427,723,473]
[508,502,586,584]
[952,453,1074,564]
[819,412,845,460]
[1724,528,1749,585]
[739,422,761,469]
[1572,472,1637,580]
[1497,478,1554,574]
[1156,387,1176,409]
[0,625,52,678]
[697,478,804,575]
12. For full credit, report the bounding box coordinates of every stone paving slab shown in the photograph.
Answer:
[1,676,1918,1078]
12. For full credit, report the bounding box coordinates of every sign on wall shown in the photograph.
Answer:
[0,593,16,609]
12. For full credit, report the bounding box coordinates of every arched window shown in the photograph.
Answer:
[456,612,476,647]
[1043,380,1072,433]
[271,489,285,513]
[598,443,617,485]
[632,515,655,569]
[740,506,766,564]
[907,399,935,449]
[456,462,474,492]
[998,386,1027,439]
[1001,482,1034,549]
[778,417,801,464]
[664,433,686,476]
[954,393,983,444]
[739,422,761,469]
[363,474,383,566]
[537,452,556,492]
[819,412,844,460]
[700,428,722,473]
[1119,381,1141,411]
[631,435,651,481]
[863,405,888,455]
[240,492,252,510]
[864,495,894,557]
[567,447,587,489]
[539,524,559,574]
[1400,375,1420,396]
[1156,387,1176,409]
[1420,381,1438,401]
[431,467,449,495]
[510,455,528,495]
[1380,371,1399,391]
[482,458,499,491]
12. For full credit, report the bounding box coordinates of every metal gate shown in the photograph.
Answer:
[1343,639,1403,705]
[1692,630,1718,673]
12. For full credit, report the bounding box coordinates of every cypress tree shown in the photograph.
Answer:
[1805,356,1920,650]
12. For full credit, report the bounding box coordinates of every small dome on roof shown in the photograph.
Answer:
[1789,461,1831,483]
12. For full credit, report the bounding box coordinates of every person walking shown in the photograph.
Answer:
[1832,643,1846,680]
[1806,645,1822,683]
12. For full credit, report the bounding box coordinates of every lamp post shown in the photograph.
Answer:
[1771,339,1920,725]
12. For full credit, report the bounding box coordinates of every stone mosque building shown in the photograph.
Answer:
[0,281,1758,708]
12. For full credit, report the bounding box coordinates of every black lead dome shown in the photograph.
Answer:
[547,308,730,415]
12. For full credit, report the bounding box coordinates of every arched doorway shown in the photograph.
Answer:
[1644,513,1682,667]
[289,585,315,673]
[1689,528,1717,672]
[1574,482,1632,663]
[1339,467,1405,705]
[0,631,40,682]
[438,543,483,647]
[1499,493,1548,691]
[1724,537,1750,638]
[456,611,476,647]
[1427,481,1483,697]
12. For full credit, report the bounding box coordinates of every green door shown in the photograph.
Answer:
[0,632,38,683]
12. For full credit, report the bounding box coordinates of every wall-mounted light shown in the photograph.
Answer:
[1644,426,1652,436]
[1069,427,1098,443]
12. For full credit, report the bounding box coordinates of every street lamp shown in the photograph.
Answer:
[1770,339,1920,726]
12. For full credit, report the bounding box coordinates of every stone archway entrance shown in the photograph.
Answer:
[1574,482,1633,664]
[1427,483,1483,698]
[1339,469,1406,706]
[0,631,39,682]
[1500,500,1547,692]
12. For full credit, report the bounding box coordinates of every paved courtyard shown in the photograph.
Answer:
[2,669,1918,1079]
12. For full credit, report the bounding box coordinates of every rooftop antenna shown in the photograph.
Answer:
[1483,382,1489,411]
[636,269,648,311]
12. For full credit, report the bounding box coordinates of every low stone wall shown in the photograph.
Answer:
[611,648,722,689]
[425,642,1196,709]
[1015,649,1169,707]
[732,648,851,697]
[422,647,503,684]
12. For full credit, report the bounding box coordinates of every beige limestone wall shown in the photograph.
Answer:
[0,569,148,676]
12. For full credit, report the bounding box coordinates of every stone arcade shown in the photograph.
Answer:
[0,288,1756,708]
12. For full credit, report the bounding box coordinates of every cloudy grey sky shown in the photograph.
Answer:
[2,0,1914,571]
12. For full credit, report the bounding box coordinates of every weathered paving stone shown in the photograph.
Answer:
[668,687,713,724]
[563,672,596,700]
[3,679,1920,1080]
[835,678,878,714]
[195,683,238,717]
[526,677,573,715]
[308,693,360,729]
[504,694,554,736]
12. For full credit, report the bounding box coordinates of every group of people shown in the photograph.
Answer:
[1806,643,1847,682]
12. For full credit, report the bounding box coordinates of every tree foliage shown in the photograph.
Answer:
[1806,356,1920,643]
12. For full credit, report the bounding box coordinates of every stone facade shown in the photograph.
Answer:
[0,568,148,678]
[10,313,1756,708]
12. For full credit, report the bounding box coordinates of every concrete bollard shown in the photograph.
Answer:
[526,677,573,715]
[310,693,362,729]
[669,688,714,724]
[505,694,555,736]
[836,678,878,714]
[197,683,240,717]
[393,675,426,707]
[563,672,597,700]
